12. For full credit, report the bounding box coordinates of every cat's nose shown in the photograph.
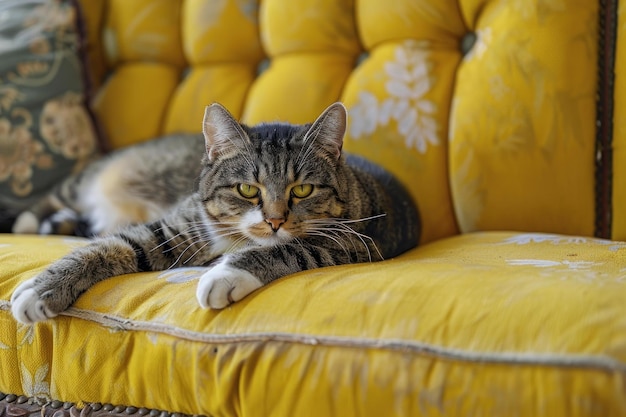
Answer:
[265,218,285,232]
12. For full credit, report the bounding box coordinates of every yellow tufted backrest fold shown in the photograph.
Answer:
[164,0,264,134]
[242,0,361,124]
[450,1,598,236]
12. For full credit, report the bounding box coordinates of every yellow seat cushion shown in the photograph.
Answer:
[1,232,625,415]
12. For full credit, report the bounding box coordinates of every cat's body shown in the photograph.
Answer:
[12,134,207,236]
[11,103,420,324]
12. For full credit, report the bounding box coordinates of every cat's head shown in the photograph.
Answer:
[199,102,348,247]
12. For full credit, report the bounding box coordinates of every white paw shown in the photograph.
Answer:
[196,258,263,309]
[11,279,58,324]
[12,212,39,234]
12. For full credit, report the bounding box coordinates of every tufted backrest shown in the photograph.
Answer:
[77,0,620,243]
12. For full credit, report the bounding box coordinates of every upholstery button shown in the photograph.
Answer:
[460,32,477,56]
[257,59,270,75]
[356,52,369,67]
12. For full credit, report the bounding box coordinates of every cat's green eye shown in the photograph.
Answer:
[237,184,259,198]
[291,184,314,198]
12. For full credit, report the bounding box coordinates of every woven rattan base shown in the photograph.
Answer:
[0,393,205,417]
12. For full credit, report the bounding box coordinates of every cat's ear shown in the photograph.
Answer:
[202,103,250,161]
[303,102,347,160]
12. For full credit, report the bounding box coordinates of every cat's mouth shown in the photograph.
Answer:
[245,223,294,246]
[232,210,295,246]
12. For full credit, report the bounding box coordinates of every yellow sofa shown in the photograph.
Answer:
[1,0,626,416]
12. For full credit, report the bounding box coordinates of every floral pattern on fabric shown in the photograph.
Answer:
[348,40,439,154]
[0,0,99,224]
[157,268,205,284]
[21,363,51,401]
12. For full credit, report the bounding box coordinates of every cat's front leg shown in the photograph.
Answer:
[11,237,140,324]
[196,256,263,309]
[196,241,350,309]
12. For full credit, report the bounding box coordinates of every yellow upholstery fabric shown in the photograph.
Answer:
[89,0,264,148]
[1,232,626,415]
[2,0,626,415]
[450,2,598,237]
[243,0,360,124]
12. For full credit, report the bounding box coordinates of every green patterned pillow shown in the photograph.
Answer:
[0,0,101,232]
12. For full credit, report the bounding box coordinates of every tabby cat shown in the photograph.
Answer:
[11,102,420,324]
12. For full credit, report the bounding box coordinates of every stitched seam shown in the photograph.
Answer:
[1,301,624,373]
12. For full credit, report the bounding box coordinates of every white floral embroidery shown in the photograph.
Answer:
[157,267,205,284]
[507,259,601,270]
[503,234,584,245]
[21,363,51,401]
[349,41,439,154]
[349,91,379,138]
[500,233,622,246]
[18,323,35,346]
[512,0,566,20]
[506,259,607,283]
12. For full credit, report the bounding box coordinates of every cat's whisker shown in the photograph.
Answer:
[225,119,256,170]
[296,128,324,172]
[151,230,196,252]
[167,226,245,267]
[168,236,215,269]
[307,222,382,262]
[214,228,245,239]
[150,225,207,252]
[224,235,249,253]
[294,237,306,252]
[152,220,208,233]
[156,225,216,253]
[162,233,208,254]
[306,230,352,259]
[295,142,315,172]
[296,146,317,173]
[182,241,214,265]
[304,213,386,225]
[296,122,323,171]
[308,227,358,257]
[329,224,382,262]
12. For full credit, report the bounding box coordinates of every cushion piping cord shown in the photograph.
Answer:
[2,302,623,373]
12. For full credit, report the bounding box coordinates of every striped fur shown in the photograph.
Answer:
[11,103,420,323]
